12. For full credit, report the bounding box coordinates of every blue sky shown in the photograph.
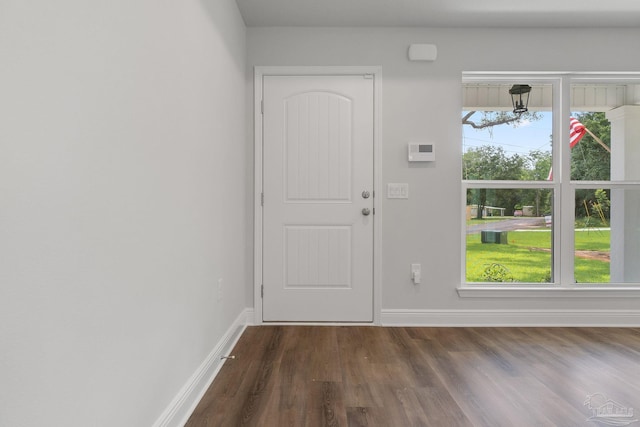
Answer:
[462,112,553,157]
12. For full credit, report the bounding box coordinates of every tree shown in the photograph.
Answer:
[523,149,552,181]
[463,145,526,181]
[522,150,553,215]
[571,112,611,218]
[463,146,526,218]
[571,112,610,181]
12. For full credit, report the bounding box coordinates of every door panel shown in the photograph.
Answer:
[285,226,351,288]
[285,92,352,202]
[262,75,374,322]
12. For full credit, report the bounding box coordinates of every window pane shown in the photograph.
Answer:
[568,83,638,181]
[569,111,611,181]
[462,83,553,181]
[575,187,640,283]
[466,188,553,283]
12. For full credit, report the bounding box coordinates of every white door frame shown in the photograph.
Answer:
[253,66,382,325]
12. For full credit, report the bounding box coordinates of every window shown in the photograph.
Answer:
[462,74,640,287]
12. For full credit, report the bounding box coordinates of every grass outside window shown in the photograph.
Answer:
[466,221,610,283]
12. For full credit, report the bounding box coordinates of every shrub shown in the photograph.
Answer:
[482,263,515,282]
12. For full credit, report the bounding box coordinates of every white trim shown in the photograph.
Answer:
[381,308,640,327]
[261,322,377,326]
[152,308,251,427]
[457,286,640,298]
[253,66,383,325]
[253,67,263,325]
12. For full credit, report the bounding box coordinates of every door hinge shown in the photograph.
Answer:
[261,100,264,114]
[261,284,264,298]
[364,74,374,79]
[261,192,264,206]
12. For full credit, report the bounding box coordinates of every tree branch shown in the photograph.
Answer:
[462,111,523,129]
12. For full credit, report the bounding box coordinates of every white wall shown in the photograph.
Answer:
[247,27,640,315]
[0,0,247,426]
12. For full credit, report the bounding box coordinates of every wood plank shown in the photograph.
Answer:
[184,326,640,427]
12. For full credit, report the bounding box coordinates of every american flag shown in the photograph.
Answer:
[547,117,587,180]
[569,116,587,148]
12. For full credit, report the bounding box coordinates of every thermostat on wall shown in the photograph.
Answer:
[408,142,435,162]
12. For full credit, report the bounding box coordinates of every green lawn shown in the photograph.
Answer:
[575,228,610,283]
[466,229,610,283]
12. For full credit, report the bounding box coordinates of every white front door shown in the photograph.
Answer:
[262,74,374,322]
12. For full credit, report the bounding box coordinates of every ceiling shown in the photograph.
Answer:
[236,0,640,28]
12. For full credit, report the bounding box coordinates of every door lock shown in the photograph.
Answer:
[361,190,371,199]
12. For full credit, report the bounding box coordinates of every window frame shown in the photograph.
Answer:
[459,73,640,297]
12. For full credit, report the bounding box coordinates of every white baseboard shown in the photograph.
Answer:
[381,309,640,327]
[152,308,252,427]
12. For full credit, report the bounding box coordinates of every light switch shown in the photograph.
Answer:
[387,183,409,199]
[411,263,421,284]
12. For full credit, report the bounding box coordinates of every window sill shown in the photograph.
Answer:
[457,286,640,298]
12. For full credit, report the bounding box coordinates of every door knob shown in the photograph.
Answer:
[362,208,371,216]
[362,190,371,199]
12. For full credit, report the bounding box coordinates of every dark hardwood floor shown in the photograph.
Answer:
[185,326,640,426]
